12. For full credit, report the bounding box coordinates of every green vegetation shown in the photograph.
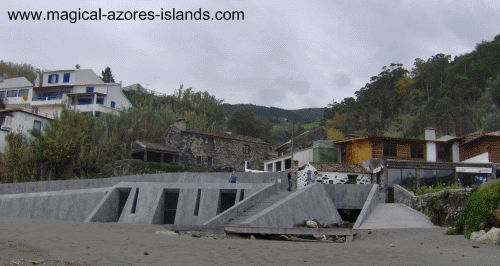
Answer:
[449,181,500,238]
[226,107,273,144]
[324,34,500,138]
[0,60,38,82]
[413,183,461,196]
[301,120,321,131]
[0,84,226,182]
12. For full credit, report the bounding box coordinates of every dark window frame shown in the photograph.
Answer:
[63,73,70,83]
[243,144,250,154]
[383,142,397,157]
[411,144,424,159]
[437,145,451,161]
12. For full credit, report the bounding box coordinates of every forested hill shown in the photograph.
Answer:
[222,103,324,125]
[324,34,500,139]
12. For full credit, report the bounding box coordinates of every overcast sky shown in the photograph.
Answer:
[2,0,499,109]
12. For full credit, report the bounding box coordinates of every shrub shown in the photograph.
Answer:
[451,180,500,238]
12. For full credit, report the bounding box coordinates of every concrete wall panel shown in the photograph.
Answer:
[239,183,341,228]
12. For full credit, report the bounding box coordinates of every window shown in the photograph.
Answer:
[207,156,213,166]
[78,98,92,105]
[48,74,59,84]
[96,98,104,104]
[0,91,5,98]
[411,145,424,159]
[86,87,94,93]
[383,143,397,157]
[196,156,202,164]
[18,89,29,98]
[207,138,215,151]
[63,73,70,83]
[437,145,451,161]
[243,144,250,154]
[348,175,358,184]
[111,101,116,108]
[33,120,42,131]
[6,90,17,97]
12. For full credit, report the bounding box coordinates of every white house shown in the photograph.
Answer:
[263,140,338,172]
[0,76,36,111]
[30,69,133,118]
[296,162,371,189]
[0,109,51,153]
[0,70,133,119]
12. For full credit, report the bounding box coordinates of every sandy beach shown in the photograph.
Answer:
[0,217,499,266]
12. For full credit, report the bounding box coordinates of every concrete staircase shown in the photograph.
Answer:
[225,190,292,227]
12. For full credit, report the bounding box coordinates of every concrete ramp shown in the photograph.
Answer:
[357,203,436,229]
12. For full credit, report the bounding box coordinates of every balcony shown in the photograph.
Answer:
[30,94,66,106]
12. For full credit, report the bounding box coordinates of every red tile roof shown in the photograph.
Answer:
[183,127,271,145]
[310,162,370,174]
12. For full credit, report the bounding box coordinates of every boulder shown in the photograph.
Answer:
[306,220,318,228]
[470,230,486,241]
[476,227,500,245]
[156,230,179,236]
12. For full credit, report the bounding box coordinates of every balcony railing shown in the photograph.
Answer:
[32,95,63,101]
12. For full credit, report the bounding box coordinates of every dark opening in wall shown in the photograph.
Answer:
[164,190,180,224]
[131,188,139,214]
[218,189,237,214]
[118,188,131,220]
[338,209,361,223]
[194,189,202,216]
[239,189,245,202]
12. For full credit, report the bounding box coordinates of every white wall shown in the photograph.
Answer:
[105,84,132,110]
[0,111,51,153]
[296,164,371,189]
[462,152,490,163]
[452,141,460,162]
[426,142,436,162]
[41,70,75,87]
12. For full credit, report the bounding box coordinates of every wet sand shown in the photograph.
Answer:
[1,217,499,266]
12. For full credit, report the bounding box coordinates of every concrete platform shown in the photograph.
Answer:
[357,203,437,229]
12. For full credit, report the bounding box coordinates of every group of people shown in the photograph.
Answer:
[306,170,319,185]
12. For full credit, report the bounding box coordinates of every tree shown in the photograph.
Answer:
[100,67,115,83]
[226,107,273,143]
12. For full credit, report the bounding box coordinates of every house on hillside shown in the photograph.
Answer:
[0,76,36,111]
[0,69,132,118]
[29,69,132,118]
[161,118,273,171]
[0,109,51,153]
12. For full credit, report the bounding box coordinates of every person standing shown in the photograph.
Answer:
[312,171,319,183]
[287,171,293,191]
[230,171,237,183]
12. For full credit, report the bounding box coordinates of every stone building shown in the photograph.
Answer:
[162,118,273,171]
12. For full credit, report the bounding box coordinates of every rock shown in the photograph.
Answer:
[306,220,318,228]
[144,252,149,255]
[293,220,307,228]
[470,230,486,241]
[156,230,179,236]
[479,222,486,231]
[250,235,256,240]
[337,221,353,228]
[279,235,289,241]
[476,227,500,245]
[335,237,346,243]
[390,244,395,247]
[191,232,202,238]
[313,235,327,241]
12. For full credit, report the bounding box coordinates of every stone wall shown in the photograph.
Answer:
[397,188,473,227]
[162,126,272,172]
